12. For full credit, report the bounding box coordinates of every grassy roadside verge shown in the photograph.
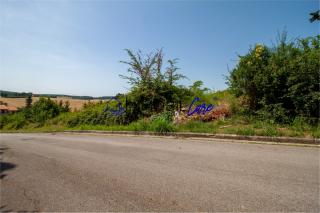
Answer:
[2,115,319,139]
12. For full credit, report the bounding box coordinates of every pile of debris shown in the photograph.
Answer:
[174,104,230,123]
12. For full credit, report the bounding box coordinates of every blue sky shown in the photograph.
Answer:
[1,0,319,96]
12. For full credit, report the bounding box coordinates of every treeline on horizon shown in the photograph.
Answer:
[1,32,319,137]
[0,90,113,100]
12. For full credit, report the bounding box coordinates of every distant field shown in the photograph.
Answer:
[0,97,101,111]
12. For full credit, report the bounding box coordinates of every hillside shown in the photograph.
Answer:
[0,90,113,100]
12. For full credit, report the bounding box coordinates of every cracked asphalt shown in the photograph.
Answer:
[0,133,319,212]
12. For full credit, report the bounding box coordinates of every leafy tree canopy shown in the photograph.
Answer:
[228,33,320,123]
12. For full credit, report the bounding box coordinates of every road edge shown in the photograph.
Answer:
[61,130,319,145]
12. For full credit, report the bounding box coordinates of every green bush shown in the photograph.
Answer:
[29,97,69,124]
[0,97,70,129]
[228,33,320,123]
[65,101,127,127]
[1,112,27,130]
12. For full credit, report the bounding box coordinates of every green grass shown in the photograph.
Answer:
[235,127,256,136]
[177,121,218,133]
[1,114,319,139]
[175,115,319,138]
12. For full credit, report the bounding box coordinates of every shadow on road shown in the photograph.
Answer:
[0,162,16,179]
[0,150,35,213]
[0,147,9,155]
[0,205,38,213]
[0,205,12,213]
[0,147,17,179]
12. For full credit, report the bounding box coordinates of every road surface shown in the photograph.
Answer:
[1,133,319,212]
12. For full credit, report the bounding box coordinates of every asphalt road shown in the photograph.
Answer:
[0,133,319,212]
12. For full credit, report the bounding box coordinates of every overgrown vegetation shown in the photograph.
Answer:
[118,49,190,122]
[0,97,70,129]
[1,33,319,138]
[228,33,319,124]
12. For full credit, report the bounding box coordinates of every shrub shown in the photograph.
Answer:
[65,101,128,127]
[228,33,320,123]
[29,97,69,124]
[1,112,27,130]
[0,97,70,129]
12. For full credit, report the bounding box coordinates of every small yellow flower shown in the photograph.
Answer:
[254,44,264,58]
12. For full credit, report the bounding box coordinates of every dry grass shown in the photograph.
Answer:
[0,97,101,111]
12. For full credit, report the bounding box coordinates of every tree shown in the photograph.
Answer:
[120,49,187,119]
[119,49,157,86]
[188,80,211,104]
[26,96,32,108]
[228,33,319,123]
[29,98,61,123]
